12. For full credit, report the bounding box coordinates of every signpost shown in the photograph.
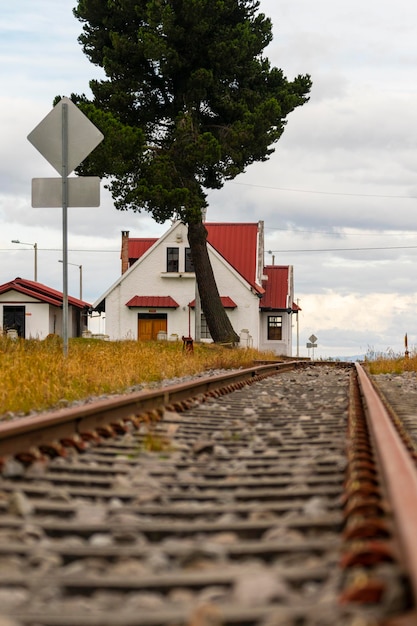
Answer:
[28,97,104,356]
[306,334,318,360]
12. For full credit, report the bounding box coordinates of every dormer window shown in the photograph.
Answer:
[167,247,179,272]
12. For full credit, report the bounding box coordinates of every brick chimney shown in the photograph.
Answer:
[121,230,130,274]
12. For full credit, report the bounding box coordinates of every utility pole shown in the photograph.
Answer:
[296,298,300,357]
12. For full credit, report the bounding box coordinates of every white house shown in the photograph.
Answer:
[94,221,299,356]
[0,277,91,339]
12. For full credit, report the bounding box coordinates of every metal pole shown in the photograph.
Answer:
[194,278,201,342]
[296,298,300,357]
[58,260,82,300]
[62,103,69,357]
[11,240,38,281]
[34,243,38,282]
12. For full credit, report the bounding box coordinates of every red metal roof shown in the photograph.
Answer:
[260,266,290,310]
[126,224,263,293]
[188,296,237,309]
[205,223,262,293]
[127,238,157,263]
[125,296,179,308]
[0,277,91,309]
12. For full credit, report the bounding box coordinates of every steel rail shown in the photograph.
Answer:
[0,360,300,459]
[356,362,417,604]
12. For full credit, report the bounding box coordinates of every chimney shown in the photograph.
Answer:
[257,220,264,283]
[121,230,130,274]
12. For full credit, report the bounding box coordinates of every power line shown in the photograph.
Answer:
[232,181,417,200]
[265,227,417,237]
[268,245,417,253]
[3,248,119,253]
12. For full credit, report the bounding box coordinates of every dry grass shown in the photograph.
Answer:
[366,353,417,375]
[0,336,277,417]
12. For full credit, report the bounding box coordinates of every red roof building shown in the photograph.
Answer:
[0,277,90,310]
[124,223,263,293]
[95,221,297,355]
[0,277,91,339]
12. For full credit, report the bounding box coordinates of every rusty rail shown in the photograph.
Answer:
[1,361,417,623]
[356,362,417,606]
[0,360,299,460]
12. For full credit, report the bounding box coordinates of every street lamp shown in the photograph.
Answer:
[58,260,82,300]
[11,240,38,281]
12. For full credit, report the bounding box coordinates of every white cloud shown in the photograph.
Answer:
[297,291,416,358]
[1,0,417,357]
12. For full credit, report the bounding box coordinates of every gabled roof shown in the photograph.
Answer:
[126,295,179,308]
[260,266,291,310]
[205,223,262,293]
[126,222,263,294]
[0,277,91,309]
[188,296,237,309]
[127,238,158,263]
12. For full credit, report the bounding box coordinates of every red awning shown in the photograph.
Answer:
[188,296,237,309]
[125,296,179,308]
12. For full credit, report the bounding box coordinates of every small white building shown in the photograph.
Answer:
[0,277,91,339]
[94,221,299,356]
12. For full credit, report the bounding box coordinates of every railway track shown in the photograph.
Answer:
[0,361,416,625]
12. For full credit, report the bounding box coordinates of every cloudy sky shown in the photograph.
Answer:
[1,0,417,358]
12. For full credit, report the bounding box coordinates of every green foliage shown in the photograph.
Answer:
[71,0,311,223]
[67,1,311,344]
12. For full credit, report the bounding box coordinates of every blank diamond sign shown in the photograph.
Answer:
[27,97,104,356]
[27,97,103,175]
[28,97,104,208]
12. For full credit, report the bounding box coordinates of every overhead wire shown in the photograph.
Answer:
[231,180,417,200]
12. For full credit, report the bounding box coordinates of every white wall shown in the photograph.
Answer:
[0,290,85,339]
[0,290,50,338]
[104,222,261,345]
[259,311,293,356]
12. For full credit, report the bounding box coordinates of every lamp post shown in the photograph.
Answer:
[58,260,82,300]
[11,240,38,281]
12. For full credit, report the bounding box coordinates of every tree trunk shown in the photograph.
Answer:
[188,221,240,344]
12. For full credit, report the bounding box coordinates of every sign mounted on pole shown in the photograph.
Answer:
[28,97,103,208]
[306,334,318,360]
[27,97,104,356]
[27,97,104,175]
[31,177,100,208]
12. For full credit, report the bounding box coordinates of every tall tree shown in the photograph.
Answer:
[70,0,311,343]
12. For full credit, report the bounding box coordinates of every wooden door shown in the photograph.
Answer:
[137,316,167,340]
[138,318,153,340]
[152,318,167,338]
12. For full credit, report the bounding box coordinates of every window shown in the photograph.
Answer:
[200,314,211,339]
[185,248,194,272]
[166,247,179,272]
[268,315,282,340]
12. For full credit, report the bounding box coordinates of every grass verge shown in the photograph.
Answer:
[0,336,277,417]
[366,353,417,375]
